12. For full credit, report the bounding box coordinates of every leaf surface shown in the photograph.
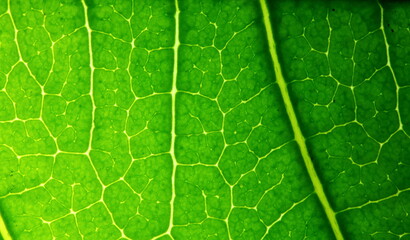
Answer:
[0,0,409,239]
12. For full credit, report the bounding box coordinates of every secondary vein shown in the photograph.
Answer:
[259,0,344,239]
[377,0,403,130]
[167,0,180,236]
[81,0,95,155]
[81,1,129,239]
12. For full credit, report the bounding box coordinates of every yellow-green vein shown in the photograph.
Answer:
[259,0,344,239]
[168,0,180,236]
[0,212,11,240]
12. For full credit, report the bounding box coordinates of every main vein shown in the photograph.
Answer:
[259,0,344,239]
[0,213,11,240]
[167,0,180,235]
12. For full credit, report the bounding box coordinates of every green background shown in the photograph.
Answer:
[0,0,409,239]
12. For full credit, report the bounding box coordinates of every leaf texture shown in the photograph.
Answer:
[0,0,409,239]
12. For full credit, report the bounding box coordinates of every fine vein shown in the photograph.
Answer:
[259,0,344,239]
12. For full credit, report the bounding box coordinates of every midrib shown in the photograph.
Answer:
[258,0,344,239]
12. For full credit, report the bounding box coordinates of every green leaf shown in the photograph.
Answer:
[0,0,409,239]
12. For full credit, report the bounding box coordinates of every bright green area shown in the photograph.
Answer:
[0,0,409,240]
